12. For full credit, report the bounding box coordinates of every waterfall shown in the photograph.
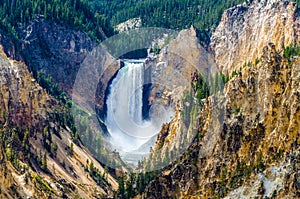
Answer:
[105,59,174,165]
[106,60,151,152]
[128,61,143,125]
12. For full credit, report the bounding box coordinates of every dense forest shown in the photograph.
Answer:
[0,0,248,54]
[2,0,300,44]
[91,0,245,40]
[0,0,113,42]
[91,0,300,41]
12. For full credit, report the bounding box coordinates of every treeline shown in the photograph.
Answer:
[91,0,245,42]
[0,0,113,42]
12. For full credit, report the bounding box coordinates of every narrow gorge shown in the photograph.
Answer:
[0,0,299,198]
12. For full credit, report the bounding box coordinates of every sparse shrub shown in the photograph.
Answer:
[231,70,238,78]
[283,44,300,65]
[255,58,260,65]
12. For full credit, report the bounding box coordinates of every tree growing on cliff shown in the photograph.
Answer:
[41,151,47,171]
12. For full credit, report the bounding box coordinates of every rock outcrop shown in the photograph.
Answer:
[145,26,217,109]
[115,18,142,32]
[211,0,300,74]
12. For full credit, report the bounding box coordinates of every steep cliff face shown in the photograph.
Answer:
[142,42,300,199]
[137,1,300,198]
[0,18,120,118]
[19,18,95,93]
[0,47,118,198]
[211,0,300,74]
[0,46,57,131]
[145,26,216,109]
[142,27,217,169]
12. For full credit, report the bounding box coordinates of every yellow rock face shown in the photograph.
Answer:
[211,0,299,74]
[0,47,119,198]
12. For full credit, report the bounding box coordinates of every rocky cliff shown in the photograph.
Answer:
[0,47,118,198]
[136,0,300,198]
[0,18,120,118]
[18,18,95,93]
[145,25,216,111]
[211,0,300,74]
[142,42,300,199]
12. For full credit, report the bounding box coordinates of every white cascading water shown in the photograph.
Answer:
[128,61,143,125]
[106,60,158,154]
